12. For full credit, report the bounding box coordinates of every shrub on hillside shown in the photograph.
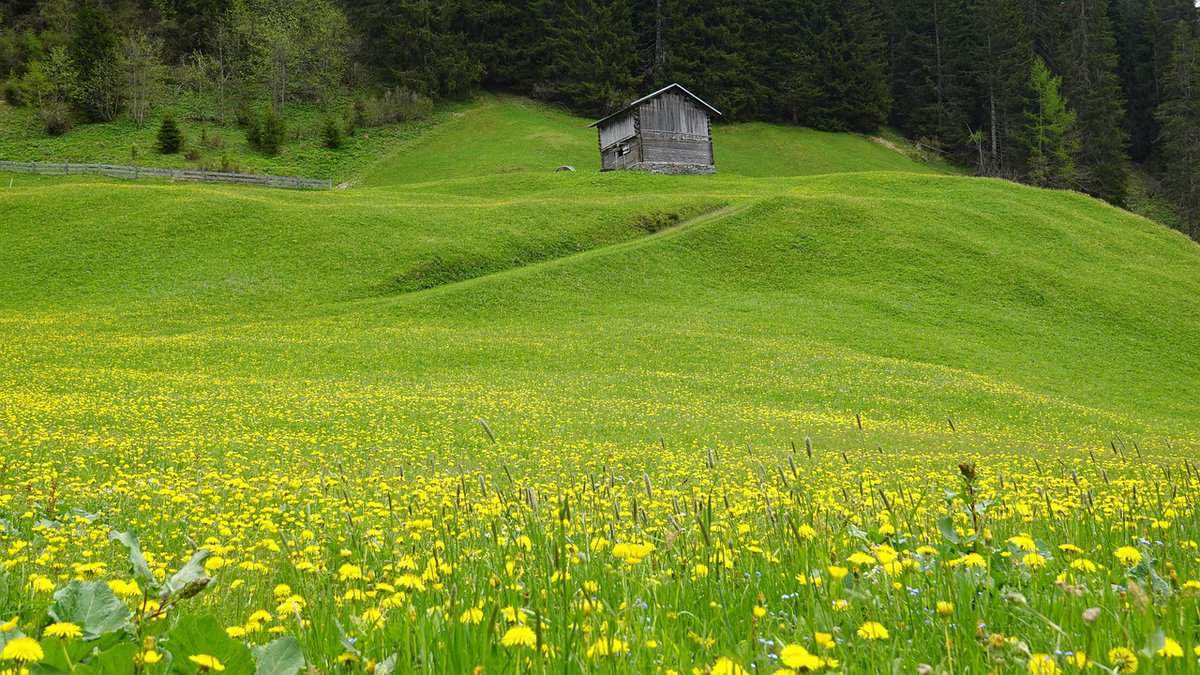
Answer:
[247,107,285,156]
[355,87,432,127]
[321,116,342,149]
[199,153,240,174]
[39,100,72,135]
[157,115,183,154]
[3,78,23,106]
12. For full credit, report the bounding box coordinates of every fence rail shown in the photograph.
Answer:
[0,160,333,190]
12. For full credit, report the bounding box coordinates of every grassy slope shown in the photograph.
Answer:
[1,95,1198,468]
[0,98,450,180]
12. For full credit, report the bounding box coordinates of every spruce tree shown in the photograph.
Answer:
[321,116,342,149]
[1156,22,1200,239]
[539,0,639,114]
[1021,57,1077,188]
[70,0,123,121]
[1060,0,1129,205]
[156,115,183,154]
[975,0,1034,177]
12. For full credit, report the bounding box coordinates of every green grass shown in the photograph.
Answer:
[0,95,1199,674]
[0,97,450,180]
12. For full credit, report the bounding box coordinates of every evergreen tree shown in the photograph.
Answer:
[344,0,481,98]
[1020,57,1077,188]
[539,0,639,114]
[1157,22,1200,239]
[321,115,342,149]
[70,0,123,121]
[772,0,888,132]
[249,106,285,155]
[973,0,1034,177]
[656,0,768,119]
[156,114,183,153]
[1059,0,1129,204]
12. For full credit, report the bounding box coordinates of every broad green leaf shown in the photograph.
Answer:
[162,549,212,600]
[108,530,157,590]
[49,581,132,640]
[936,517,960,545]
[75,642,142,675]
[164,614,253,675]
[252,637,305,675]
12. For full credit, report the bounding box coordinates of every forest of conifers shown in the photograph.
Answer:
[2,0,1199,239]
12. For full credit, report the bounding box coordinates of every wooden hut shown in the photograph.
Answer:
[589,83,722,174]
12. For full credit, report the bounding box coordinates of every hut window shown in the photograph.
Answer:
[618,143,630,156]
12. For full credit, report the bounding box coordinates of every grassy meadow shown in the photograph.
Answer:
[0,97,1199,674]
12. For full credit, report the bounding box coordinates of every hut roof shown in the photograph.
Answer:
[588,83,723,128]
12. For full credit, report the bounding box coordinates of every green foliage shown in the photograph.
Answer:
[537,0,639,114]
[344,0,480,98]
[38,98,71,135]
[321,116,342,149]
[156,115,183,154]
[49,581,132,640]
[252,637,306,675]
[3,77,23,106]
[108,529,156,588]
[69,0,122,121]
[1059,0,1130,205]
[1157,22,1200,239]
[1021,57,1077,188]
[248,107,285,156]
[355,87,432,127]
[165,615,255,675]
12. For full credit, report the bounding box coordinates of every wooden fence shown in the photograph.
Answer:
[0,160,333,190]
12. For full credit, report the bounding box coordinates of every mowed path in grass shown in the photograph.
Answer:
[0,96,1198,476]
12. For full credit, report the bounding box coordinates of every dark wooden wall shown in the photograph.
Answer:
[596,89,715,170]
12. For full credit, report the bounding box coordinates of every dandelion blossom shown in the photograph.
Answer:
[1113,547,1142,567]
[856,622,889,640]
[1028,653,1059,675]
[0,637,43,663]
[780,644,823,670]
[1107,647,1138,674]
[43,622,82,640]
[1157,638,1183,658]
[501,624,536,649]
[189,655,226,672]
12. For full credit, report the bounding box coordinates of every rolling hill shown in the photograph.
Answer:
[1,95,1198,672]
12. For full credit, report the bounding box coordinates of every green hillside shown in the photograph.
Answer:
[1,96,1199,673]
[2,96,1197,452]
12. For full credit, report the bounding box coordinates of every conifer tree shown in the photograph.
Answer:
[1157,23,1200,239]
[156,114,183,154]
[539,0,639,114]
[1021,57,1077,188]
[1059,0,1129,204]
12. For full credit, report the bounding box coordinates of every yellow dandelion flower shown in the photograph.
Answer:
[780,644,823,671]
[1108,647,1138,674]
[501,624,536,649]
[1028,653,1060,675]
[43,623,82,640]
[188,655,225,671]
[1157,638,1183,658]
[856,622,889,640]
[1113,547,1142,567]
[0,637,43,663]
